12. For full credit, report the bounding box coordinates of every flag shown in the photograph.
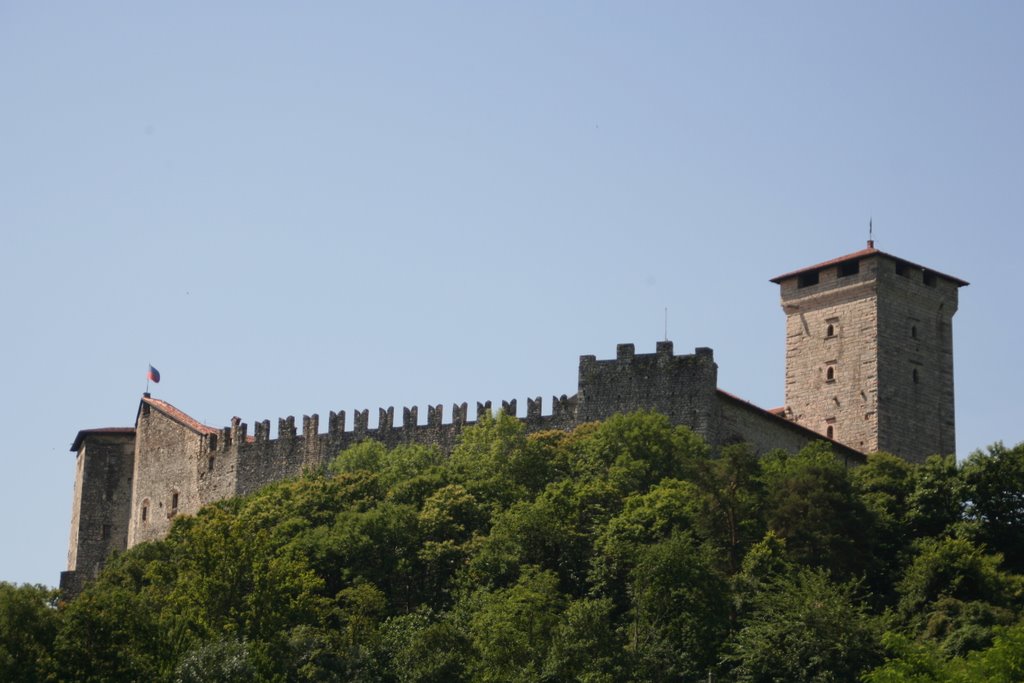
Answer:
[148,365,161,383]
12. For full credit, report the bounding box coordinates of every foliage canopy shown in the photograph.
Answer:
[4,414,1023,681]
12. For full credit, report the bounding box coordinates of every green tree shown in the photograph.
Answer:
[860,631,950,683]
[853,451,917,604]
[956,619,1024,682]
[863,620,1024,683]
[761,442,876,579]
[725,567,881,682]
[905,454,965,540]
[51,543,177,682]
[560,412,707,495]
[380,608,471,683]
[448,412,539,510]
[0,583,59,683]
[896,536,1022,656]
[687,443,766,573]
[626,531,730,681]
[464,566,566,683]
[589,478,696,606]
[961,442,1024,573]
[543,596,623,683]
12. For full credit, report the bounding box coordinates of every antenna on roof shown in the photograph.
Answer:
[664,307,669,342]
[868,218,874,249]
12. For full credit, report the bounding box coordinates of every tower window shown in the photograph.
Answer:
[826,323,835,338]
[838,260,859,277]
[826,366,836,382]
[141,504,148,523]
[911,325,918,339]
[101,524,111,540]
[826,425,834,439]
[895,262,910,278]
[798,271,820,288]
[923,270,937,287]
[913,368,919,384]
[208,456,215,471]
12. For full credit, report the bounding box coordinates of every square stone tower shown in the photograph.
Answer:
[771,242,967,463]
[61,428,136,597]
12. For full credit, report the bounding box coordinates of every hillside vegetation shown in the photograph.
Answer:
[4,412,1024,681]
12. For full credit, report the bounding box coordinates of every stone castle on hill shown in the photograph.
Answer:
[60,243,967,595]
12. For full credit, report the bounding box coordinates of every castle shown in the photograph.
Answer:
[60,243,966,596]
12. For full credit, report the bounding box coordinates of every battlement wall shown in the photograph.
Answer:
[185,341,713,496]
[125,342,722,542]
[74,339,856,579]
[222,394,582,496]
[578,341,720,441]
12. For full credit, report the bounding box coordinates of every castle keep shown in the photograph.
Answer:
[772,241,966,461]
[60,244,966,595]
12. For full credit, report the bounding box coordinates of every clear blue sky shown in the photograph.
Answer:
[2,3,1021,587]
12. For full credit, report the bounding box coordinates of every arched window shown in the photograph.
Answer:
[826,425,834,439]
[826,366,835,382]
[826,324,835,338]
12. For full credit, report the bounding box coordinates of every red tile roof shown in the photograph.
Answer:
[141,396,219,436]
[70,427,136,452]
[770,244,968,286]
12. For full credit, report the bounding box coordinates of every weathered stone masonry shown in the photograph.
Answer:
[61,244,966,596]
[772,242,966,463]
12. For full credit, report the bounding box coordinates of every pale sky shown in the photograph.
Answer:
[2,2,1022,586]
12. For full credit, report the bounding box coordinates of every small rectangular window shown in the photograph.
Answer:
[895,262,910,278]
[923,270,937,287]
[208,456,215,471]
[101,524,111,540]
[142,506,148,522]
[798,271,820,288]
[838,260,859,277]
[171,493,179,510]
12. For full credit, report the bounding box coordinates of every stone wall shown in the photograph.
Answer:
[779,260,881,453]
[66,341,866,596]
[128,403,210,546]
[577,342,720,440]
[776,249,963,463]
[875,262,959,462]
[60,431,135,597]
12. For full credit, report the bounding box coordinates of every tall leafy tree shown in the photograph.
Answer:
[961,442,1024,573]
[896,536,1022,656]
[853,451,918,604]
[626,531,730,681]
[464,566,566,683]
[760,442,877,579]
[0,583,59,683]
[905,454,966,540]
[724,567,881,682]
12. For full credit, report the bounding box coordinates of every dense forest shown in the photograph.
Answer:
[3,412,1024,682]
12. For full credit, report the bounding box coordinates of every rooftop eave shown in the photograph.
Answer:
[70,427,136,452]
[770,246,968,287]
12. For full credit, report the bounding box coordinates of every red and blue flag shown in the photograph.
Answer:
[147,365,161,383]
